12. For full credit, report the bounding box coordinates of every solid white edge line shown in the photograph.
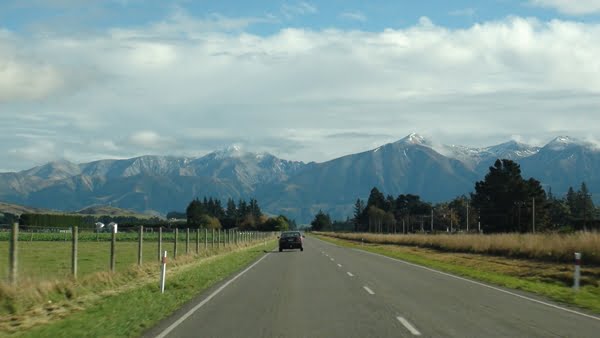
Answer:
[363,286,375,295]
[350,247,600,322]
[397,316,421,336]
[155,253,271,338]
[347,272,354,277]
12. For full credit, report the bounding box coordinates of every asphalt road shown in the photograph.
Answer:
[147,236,600,338]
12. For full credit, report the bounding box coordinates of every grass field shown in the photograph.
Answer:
[0,230,263,281]
[1,240,275,337]
[316,234,600,314]
[318,231,600,265]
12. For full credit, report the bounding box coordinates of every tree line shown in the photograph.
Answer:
[0,212,19,225]
[312,159,598,233]
[185,197,296,232]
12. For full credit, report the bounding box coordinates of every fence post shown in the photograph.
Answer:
[158,227,163,262]
[196,228,200,254]
[574,252,582,291]
[9,222,18,284]
[212,228,215,249]
[174,228,179,258]
[186,228,190,255]
[138,225,143,266]
[204,228,208,250]
[160,251,167,294]
[72,226,78,279]
[110,227,116,273]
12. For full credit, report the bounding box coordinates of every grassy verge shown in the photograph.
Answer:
[2,240,276,337]
[315,233,600,314]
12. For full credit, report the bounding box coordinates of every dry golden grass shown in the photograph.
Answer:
[320,232,600,265]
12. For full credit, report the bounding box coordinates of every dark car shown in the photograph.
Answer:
[278,231,304,252]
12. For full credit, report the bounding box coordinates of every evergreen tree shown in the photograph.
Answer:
[366,187,386,210]
[471,159,547,233]
[353,199,365,231]
[577,182,595,229]
[249,198,262,218]
[238,200,248,218]
[311,210,332,231]
[566,187,577,216]
[186,198,204,227]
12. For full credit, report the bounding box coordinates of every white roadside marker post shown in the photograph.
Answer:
[160,250,168,294]
[574,252,581,291]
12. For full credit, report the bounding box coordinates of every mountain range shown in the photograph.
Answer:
[1,134,599,223]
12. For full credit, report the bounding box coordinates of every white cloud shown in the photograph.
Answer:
[2,13,600,170]
[0,30,65,101]
[529,0,600,15]
[281,2,317,19]
[9,141,59,163]
[340,11,367,22]
[129,131,173,149]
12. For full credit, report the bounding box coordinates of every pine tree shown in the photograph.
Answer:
[471,159,547,232]
[367,187,386,210]
[566,187,577,216]
[353,199,365,231]
[578,182,595,229]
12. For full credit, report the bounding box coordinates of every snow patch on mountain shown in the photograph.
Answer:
[544,136,592,151]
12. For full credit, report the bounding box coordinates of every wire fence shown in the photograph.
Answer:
[1,224,275,283]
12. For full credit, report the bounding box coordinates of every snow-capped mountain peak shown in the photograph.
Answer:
[212,144,246,159]
[485,140,540,158]
[396,133,432,147]
[544,136,587,151]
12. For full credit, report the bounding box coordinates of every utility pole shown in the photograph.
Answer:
[430,208,434,233]
[466,202,470,232]
[532,197,536,233]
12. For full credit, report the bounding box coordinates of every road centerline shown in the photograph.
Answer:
[363,286,375,295]
[397,316,421,336]
[347,272,354,277]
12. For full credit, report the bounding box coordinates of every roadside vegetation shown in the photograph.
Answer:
[0,239,274,337]
[317,231,600,265]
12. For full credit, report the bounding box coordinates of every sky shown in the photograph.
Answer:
[1,0,600,171]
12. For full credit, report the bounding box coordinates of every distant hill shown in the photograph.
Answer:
[76,205,159,219]
[1,134,599,223]
[0,201,157,219]
[0,202,55,216]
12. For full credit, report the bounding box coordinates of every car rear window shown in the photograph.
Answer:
[281,232,300,238]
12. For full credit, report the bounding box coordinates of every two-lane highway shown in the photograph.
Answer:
[147,236,600,338]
